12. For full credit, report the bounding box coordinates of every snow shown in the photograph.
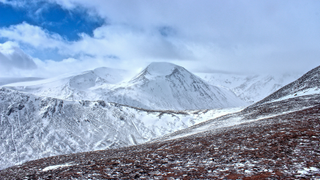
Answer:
[297,167,320,176]
[271,87,320,102]
[164,105,312,141]
[42,163,73,171]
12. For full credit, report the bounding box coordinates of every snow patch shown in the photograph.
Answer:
[42,163,73,171]
[297,167,320,176]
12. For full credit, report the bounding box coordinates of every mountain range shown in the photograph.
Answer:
[0,63,319,178]
[3,62,246,110]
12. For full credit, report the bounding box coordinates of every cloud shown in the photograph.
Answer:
[0,0,25,7]
[0,41,126,77]
[0,22,66,49]
[0,41,37,77]
[47,0,320,73]
[1,0,320,76]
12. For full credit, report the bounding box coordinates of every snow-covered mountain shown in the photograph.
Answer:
[197,72,300,103]
[102,62,246,110]
[0,87,242,169]
[3,62,246,110]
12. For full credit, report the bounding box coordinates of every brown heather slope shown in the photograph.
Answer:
[0,105,319,179]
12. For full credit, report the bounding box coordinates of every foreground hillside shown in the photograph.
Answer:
[1,102,319,179]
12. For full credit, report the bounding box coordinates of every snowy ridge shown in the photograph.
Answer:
[4,67,128,101]
[0,87,242,170]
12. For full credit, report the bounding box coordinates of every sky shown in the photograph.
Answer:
[0,0,320,78]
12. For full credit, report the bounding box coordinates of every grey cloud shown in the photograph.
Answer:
[0,44,37,76]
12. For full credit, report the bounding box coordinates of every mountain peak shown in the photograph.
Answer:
[145,62,180,77]
[130,62,185,83]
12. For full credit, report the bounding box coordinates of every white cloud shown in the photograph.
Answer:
[0,22,66,49]
[0,0,25,6]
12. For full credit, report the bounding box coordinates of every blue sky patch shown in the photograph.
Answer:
[0,2,105,41]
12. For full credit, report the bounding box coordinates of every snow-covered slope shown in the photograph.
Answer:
[102,62,246,110]
[0,87,242,170]
[197,72,300,103]
[4,67,128,100]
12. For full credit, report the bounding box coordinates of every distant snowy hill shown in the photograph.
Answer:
[197,72,300,103]
[102,62,246,110]
[4,67,129,100]
[0,87,242,169]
